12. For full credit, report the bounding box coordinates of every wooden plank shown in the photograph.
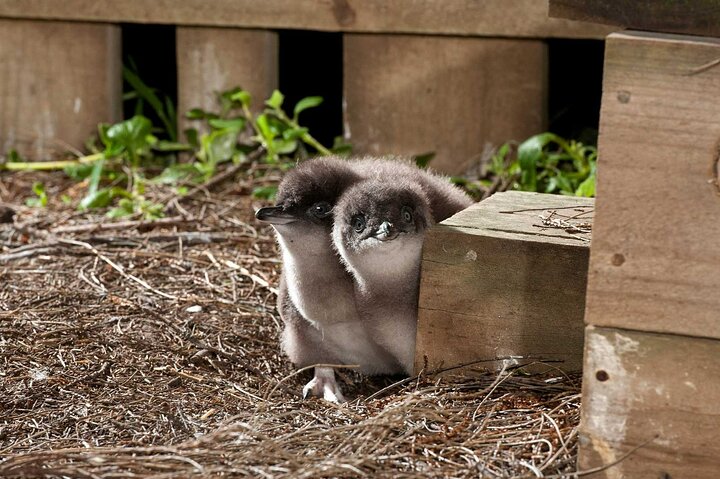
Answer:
[584,31,720,339]
[579,326,720,477]
[176,27,278,136]
[0,0,614,39]
[0,19,121,160]
[550,0,720,38]
[344,35,547,174]
[415,191,593,374]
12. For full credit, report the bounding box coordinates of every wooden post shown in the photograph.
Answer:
[578,31,720,477]
[580,327,720,478]
[344,34,547,174]
[584,32,720,339]
[415,191,593,374]
[176,27,278,136]
[0,19,121,160]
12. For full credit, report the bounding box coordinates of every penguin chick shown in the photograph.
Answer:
[276,274,345,402]
[256,157,402,402]
[352,156,473,222]
[332,178,434,374]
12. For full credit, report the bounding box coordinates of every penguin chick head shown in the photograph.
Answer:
[255,157,360,231]
[333,179,433,276]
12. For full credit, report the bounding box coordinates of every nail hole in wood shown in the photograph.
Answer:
[596,370,609,382]
[617,90,631,103]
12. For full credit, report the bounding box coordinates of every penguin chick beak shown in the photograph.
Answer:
[373,221,399,241]
[255,206,298,225]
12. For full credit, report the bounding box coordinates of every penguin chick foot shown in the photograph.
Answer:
[302,366,346,403]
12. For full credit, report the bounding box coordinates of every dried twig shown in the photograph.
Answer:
[50,216,196,234]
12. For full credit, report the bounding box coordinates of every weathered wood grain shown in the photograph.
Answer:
[344,35,547,174]
[0,0,614,38]
[0,19,121,159]
[550,0,720,38]
[579,326,720,478]
[177,27,278,137]
[584,32,720,340]
[415,191,594,374]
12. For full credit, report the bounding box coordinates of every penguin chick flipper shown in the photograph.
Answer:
[302,367,346,403]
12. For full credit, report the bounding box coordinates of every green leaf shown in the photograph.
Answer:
[230,89,252,108]
[25,182,48,207]
[86,158,105,198]
[141,201,164,220]
[575,174,596,197]
[205,129,239,165]
[186,108,218,120]
[208,117,246,131]
[80,188,113,209]
[8,149,22,162]
[105,115,153,161]
[164,95,177,131]
[151,163,203,184]
[153,140,193,152]
[544,176,558,194]
[413,152,435,169]
[64,163,95,180]
[251,185,278,200]
[282,127,309,141]
[272,138,298,155]
[184,128,199,148]
[123,66,177,141]
[331,136,353,156]
[293,96,323,120]
[107,198,135,218]
[555,174,574,194]
[80,187,130,210]
[255,114,274,142]
[265,90,285,110]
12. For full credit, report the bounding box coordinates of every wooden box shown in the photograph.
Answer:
[415,191,594,374]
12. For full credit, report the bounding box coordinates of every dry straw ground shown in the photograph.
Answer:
[1,167,582,478]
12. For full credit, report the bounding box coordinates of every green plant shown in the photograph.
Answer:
[25,182,48,207]
[489,133,597,197]
[123,65,178,141]
[186,88,332,168]
[185,88,339,199]
[1,77,339,217]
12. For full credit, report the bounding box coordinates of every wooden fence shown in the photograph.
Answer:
[0,1,612,173]
[551,1,720,477]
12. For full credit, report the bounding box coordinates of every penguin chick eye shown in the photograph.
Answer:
[309,201,332,218]
[401,206,414,223]
[351,214,366,233]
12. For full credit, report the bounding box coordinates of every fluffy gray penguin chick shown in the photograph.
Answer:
[332,178,435,374]
[352,157,473,222]
[255,157,401,402]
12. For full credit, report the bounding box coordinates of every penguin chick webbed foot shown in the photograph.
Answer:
[302,367,346,403]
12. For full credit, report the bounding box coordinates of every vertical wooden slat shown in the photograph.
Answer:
[580,326,720,478]
[344,34,547,174]
[176,27,278,136]
[0,19,121,160]
[579,30,720,477]
[584,31,720,340]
